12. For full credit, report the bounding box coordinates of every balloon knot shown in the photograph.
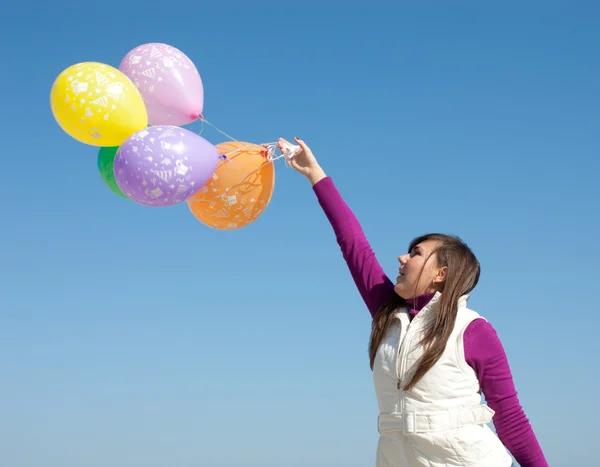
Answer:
[260,144,269,158]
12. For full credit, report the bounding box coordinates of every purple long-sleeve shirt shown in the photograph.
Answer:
[313,176,547,467]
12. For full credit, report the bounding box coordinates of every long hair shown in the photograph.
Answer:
[368,233,480,391]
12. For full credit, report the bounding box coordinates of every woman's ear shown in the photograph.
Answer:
[432,266,448,286]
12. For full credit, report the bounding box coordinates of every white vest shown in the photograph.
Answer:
[373,292,513,467]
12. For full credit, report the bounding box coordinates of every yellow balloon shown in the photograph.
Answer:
[50,62,148,147]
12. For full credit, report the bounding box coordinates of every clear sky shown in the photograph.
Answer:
[1,1,598,466]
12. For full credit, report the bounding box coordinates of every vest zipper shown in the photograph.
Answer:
[396,319,412,388]
[396,316,412,395]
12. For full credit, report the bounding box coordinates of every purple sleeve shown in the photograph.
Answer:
[464,319,548,467]
[313,177,395,317]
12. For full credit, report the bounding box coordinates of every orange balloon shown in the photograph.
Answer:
[187,141,275,230]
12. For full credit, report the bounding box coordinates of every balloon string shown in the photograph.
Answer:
[196,117,288,164]
[220,143,291,185]
[192,117,294,200]
[199,117,239,142]
[197,142,283,202]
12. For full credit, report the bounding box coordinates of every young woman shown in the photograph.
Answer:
[280,137,548,467]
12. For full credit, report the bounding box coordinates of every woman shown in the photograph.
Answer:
[280,137,548,467]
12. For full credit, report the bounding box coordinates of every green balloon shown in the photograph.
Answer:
[97,146,128,199]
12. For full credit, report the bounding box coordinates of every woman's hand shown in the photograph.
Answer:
[278,137,327,186]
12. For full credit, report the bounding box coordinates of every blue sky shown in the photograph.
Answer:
[1,1,598,466]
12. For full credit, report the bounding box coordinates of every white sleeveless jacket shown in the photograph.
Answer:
[373,292,513,467]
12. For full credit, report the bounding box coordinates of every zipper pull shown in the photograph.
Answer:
[397,379,401,390]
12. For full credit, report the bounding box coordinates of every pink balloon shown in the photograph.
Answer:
[119,43,204,126]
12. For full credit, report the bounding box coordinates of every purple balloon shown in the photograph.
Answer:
[119,43,204,126]
[114,126,219,207]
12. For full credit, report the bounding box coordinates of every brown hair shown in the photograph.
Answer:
[368,233,480,391]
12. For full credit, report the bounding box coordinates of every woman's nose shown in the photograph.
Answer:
[398,254,409,265]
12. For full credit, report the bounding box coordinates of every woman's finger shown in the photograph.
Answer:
[294,137,312,156]
[277,137,290,152]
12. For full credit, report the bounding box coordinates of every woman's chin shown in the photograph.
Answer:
[393,283,410,300]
